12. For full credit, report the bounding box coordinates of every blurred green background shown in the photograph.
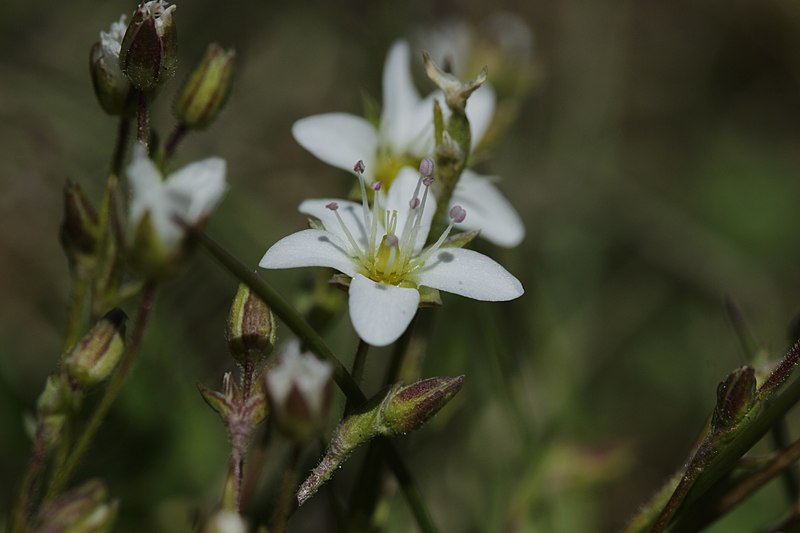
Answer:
[3,0,800,531]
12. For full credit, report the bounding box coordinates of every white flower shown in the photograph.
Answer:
[292,40,525,248]
[99,15,128,81]
[126,143,227,271]
[260,164,523,346]
[265,340,333,441]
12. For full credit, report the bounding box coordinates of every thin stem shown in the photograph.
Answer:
[63,274,89,352]
[345,340,370,414]
[163,123,188,163]
[241,424,272,513]
[772,420,800,502]
[221,440,245,512]
[44,282,157,502]
[271,445,301,533]
[111,115,132,177]
[193,227,439,533]
[136,91,149,148]
[9,427,48,533]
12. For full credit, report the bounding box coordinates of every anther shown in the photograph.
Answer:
[419,158,434,177]
[409,197,420,209]
[353,160,366,174]
[422,176,434,187]
[448,205,467,223]
[326,202,339,211]
[371,180,383,191]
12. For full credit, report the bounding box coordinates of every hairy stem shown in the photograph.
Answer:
[193,228,439,533]
[136,91,149,148]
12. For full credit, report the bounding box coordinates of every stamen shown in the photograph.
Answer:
[371,180,383,191]
[353,160,371,234]
[415,205,468,266]
[328,204,364,261]
[409,197,420,209]
[398,177,434,269]
[368,179,381,260]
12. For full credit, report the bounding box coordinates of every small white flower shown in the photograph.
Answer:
[126,143,227,270]
[99,15,128,78]
[265,340,333,441]
[260,164,523,346]
[292,39,525,248]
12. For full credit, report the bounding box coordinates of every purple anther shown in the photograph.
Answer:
[325,202,339,211]
[448,205,467,223]
[371,180,383,191]
[419,158,434,177]
[409,197,420,209]
[422,176,434,187]
[353,160,366,174]
[384,234,399,247]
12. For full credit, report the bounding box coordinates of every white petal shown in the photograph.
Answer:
[166,157,227,223]
[348,274,420,346]
[415,247,523,301]
[465,83,496,150]
[379,40,424,152]
[299,198,369,251]
[292,113,378,176]
[385,167,436,253]
[259,229,358,277]
[452,170,525,247]
[126,143,181,248]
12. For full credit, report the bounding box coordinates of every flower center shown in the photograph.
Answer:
[328,160,467,288]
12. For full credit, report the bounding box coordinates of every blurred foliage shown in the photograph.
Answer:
[2,0,800,531]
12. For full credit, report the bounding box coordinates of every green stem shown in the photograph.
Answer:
[673,436,800,530]
[193,228,439,533]
[44,282,157,502]
[163,123,188,163]
[136,91,149,148]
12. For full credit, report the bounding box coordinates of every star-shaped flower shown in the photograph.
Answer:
[292,39,525,248]
[126,143,227,276]
[259,162,523,346]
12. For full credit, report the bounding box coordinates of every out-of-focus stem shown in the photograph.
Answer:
[63,275,89,352]
[9,427,48,533]
[163,124,187,163]
[271,446,301,533]
[344,340,369,414]
[44,282,157,502]
[136,91,149,148]
[111,115,132,177]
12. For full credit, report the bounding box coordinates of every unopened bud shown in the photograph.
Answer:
[175,43,235,130]
[60,180,99,270]
[35,479,118,533]
[36,375,72,451]
[90,15,132,116]
[711,365,757,432]
[381,376,464,434]
[119,1,177,91]
[226,282,276,367]
[264,341,333,442]
[63,309,127,388]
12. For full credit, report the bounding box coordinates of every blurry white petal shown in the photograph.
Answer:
[293,113,378,176]
[385,167,435,253]
[259,229,358,277]
[166,157,227,223]
[465,83,496,149]
[416,247,523,301]
[299,199,369,250]
[348,274,420,346]
[380,40,424,152]
[266,343,333,415]
[452,170,524,247]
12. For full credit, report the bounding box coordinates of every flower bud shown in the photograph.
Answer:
[35,479,118,533]
[226,282,276,367]
[119,1,177,91]
[380,376,464,434]
[63,309,127,388]
[264,341,333,442]
[175,43,235,130]
[711,365,757,432]
[36,375,72,451]
[60,180,99,273]
[90,15,132,115]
